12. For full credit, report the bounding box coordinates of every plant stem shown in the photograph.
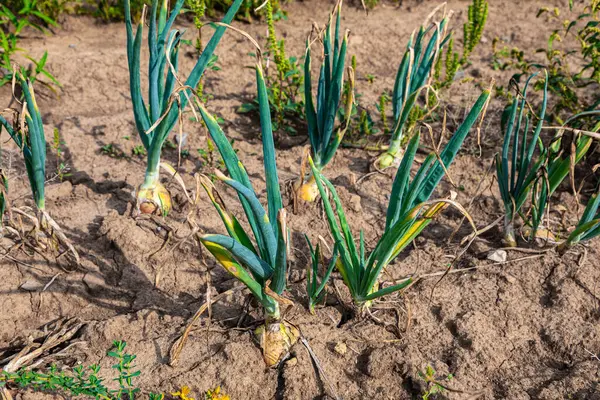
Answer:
[504,213,517,247]
[143,147,161,188]
[263,296,280,321]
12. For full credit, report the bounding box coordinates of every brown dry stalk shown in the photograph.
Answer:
[168,285,246,366]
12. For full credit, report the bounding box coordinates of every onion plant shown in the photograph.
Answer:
[305,237,338,314]
[558,185,600,253]
[311,89,490,308]
[377,13,451,169]
[296,1,353,202]
[495,73,550,246]
[497,72,595,245]
[196,63,297,367]
[0,72,79,262]
[124,0,243,215]
[497,73,594,245]
[528,126,592,241]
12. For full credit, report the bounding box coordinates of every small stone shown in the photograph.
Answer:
[334,341,347,355]
[349,195,362,213]
[487,249,507,263]
[20,280,42,292]
[82,272,106,293]
[504,274,517,284]
[174,133,188,146]
[286,356,298,367]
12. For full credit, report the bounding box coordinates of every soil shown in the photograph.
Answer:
[1,0,600,399]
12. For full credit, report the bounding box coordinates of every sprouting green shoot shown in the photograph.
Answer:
[305,236,338,314]
[124,0,243,215]
[311,89,490,307]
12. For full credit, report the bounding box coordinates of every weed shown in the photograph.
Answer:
[132,144,146,157]
[51,128,71,181]
[418,365,453,400]
[239,0,304,136]
[462,0,488,63]
[101,143,125,158]
[0,1,61,89]
[0,341,164,399]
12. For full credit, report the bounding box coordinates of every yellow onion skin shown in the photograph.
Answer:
[137,182,172,216]
[296,176,320,203]
[255,320,299,367]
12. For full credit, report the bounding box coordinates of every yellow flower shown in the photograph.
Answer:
[205,386,230,400]
[172,386,195,400]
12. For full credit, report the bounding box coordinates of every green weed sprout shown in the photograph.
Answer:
[1,341,164,399]
[295,0,353,202]
[0,72,79,263]
[305,237,338,314]
[311,89,490,309]
[558,185,600,253]
[196,62,298,367]
[124,0,243,215]
[462,0,488,63]
[377,10,451,169]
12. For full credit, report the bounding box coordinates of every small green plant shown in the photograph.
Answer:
[311,89,489,309]
[418,365,453,400]
[100,143,125,158]
[433,36,460,89]
[239,0,304,135]
[462,0,488,63]
[51,128,71,181]
[490,39,527,72]
[0,341,165,399]
[0,1,61,88]
[305,237,337,314]
[35,0,78,21]
[132,144,147,157]
[204,385,230,400]
[495,2,600,124]
[93,0,145,22]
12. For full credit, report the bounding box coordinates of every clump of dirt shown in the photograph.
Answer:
[1,0,599,399]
